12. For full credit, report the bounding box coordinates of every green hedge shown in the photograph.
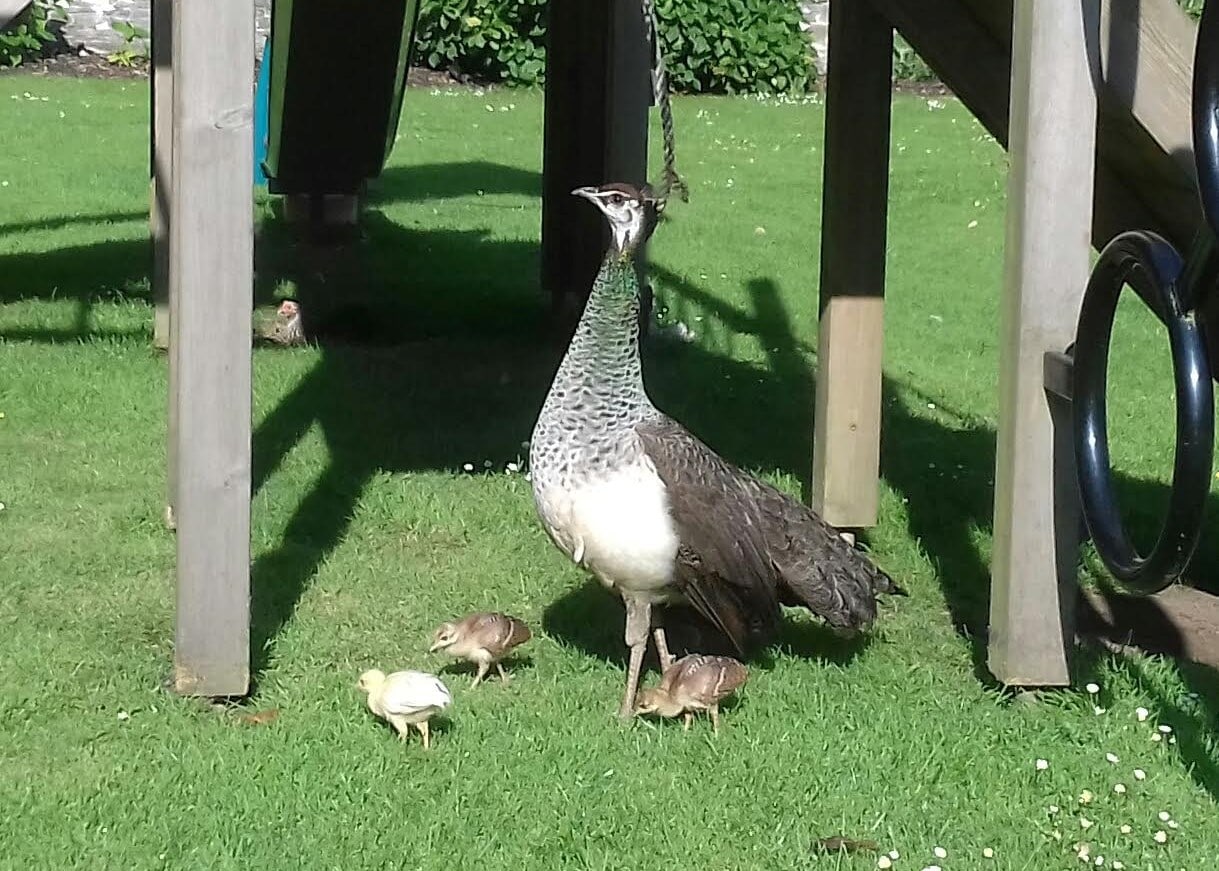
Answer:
[414,0,813,93]
[0,0,61,68]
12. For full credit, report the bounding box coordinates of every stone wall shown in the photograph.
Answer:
[799,1,829,77]
[61,0,272,57]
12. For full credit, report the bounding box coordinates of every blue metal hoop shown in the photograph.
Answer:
[1073,231,1214,594]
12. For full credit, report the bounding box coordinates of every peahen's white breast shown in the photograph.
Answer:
[534,456,681,602]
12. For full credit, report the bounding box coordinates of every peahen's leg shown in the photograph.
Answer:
[652,609,674,672]
[619,597,651,719]
[653,629,674,671]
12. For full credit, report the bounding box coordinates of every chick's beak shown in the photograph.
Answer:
[428,638,446,653]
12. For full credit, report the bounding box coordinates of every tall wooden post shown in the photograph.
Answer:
[150,0,173,352]
[541,0,649,329]
[811,0,893,528]
[170,0,255,696]
[151,0,175,528]
[988,0,1099,686]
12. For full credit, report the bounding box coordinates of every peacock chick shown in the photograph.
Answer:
[634,654,747,734]
[357,669,451,749]
[429,612,532,688]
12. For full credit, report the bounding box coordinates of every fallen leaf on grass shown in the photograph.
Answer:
[813,836,880,855]
[236,708,280,726]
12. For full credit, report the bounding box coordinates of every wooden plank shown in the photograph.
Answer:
[150,0,173,351]
[0,0,31,31]
[810,0,893,528]
[605,0,652,327]
[874,0,1200,252]
[541,0,611,330]
[541,0,649,333]
[870,0,1012,142]
[1099,0,1196,182]
[171,0,254,697]
[988,0,1099,687]
[150,0,175,527]
[1080,584,1219,671]
[604,0,649,186]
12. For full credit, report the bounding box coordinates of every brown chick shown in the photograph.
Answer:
[429,612,532,688]
[634,654,747,734]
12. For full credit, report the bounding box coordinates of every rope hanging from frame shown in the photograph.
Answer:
[642,0,687,211]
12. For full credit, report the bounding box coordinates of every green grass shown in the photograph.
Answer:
[2,77,1218,870]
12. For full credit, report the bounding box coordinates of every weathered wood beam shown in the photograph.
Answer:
[150,0,172,351]
[170,0,254,697]
[873,0,1201,252]
[988,0,1100,686]
[150,0,175,528]
[541,0,648,333]
[811,0,894,528]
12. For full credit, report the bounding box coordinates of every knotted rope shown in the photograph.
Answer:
[642,0,687,212]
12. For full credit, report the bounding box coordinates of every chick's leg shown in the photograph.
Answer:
[417,720,431,750]
[619,597,651,719]
[709,705,720,735]
[470,660,490,689]
[683,712,693,731]
[495,662,510,683]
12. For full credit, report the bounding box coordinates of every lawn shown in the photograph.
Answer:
[1,76,1218,870]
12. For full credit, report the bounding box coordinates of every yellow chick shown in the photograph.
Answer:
[428,612,532,688]
[634,654,748,734]
[357,669,452,749]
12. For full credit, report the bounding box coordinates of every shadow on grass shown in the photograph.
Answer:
[434,654,536,684]
[5,161,1216,798]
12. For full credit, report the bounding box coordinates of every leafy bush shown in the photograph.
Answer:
[413,0,813,93]
[1177,0,1203,19]
[414,0,546,86]
[0,0,62,68]
[892,34,936,83]
[106,20,150,68]
[653,0,813,94]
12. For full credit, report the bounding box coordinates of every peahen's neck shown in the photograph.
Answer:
[545,252,652,422]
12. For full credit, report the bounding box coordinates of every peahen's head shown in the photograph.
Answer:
[572,183,658,257]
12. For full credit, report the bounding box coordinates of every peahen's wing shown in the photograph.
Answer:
[635,416,781,654]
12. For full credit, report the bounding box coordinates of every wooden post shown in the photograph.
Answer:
[150,0,173,352]
[170,0,254,696]
[150,0,175,527]
[606,0,652,328]
[604,0,650,185]
[541,0,648,330]
[811,0,893,528]
[988,0,1099,686]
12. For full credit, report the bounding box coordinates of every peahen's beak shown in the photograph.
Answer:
[571,186,599,201]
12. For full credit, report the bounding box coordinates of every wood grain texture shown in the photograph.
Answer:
[872,0,1201,251]
[150,0,175,527]
[811,0,892,528]
[987,0,1098,686]
[541,0,648,334]
[170,0,254,697]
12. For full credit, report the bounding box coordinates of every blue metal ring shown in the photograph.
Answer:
[1073,230,1214,595]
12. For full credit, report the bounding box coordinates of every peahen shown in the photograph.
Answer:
[528,183,905,719]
